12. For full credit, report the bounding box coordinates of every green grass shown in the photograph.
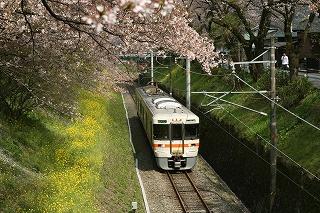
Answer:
[154,64,320,175]
[0,91,143,212]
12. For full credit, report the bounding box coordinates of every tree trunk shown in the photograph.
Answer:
[254,40,266,80]
[291,51,300,80]
[284,15,298,80]
[244,43,265,82]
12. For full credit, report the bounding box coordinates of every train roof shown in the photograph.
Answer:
[136,85,199,123]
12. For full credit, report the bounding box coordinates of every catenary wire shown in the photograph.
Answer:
[155,69,320,179]
[162,75,320,182]
[152,68,320,203]
[219,104,320,182]
[154,66,320,203]
[234,73,320,131]
[188,102,320,205]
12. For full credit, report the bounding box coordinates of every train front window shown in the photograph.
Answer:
[153,124,169,140]
[171,124,182,140]
[185,124,199,140]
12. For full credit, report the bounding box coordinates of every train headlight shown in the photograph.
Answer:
[161,144,165,148]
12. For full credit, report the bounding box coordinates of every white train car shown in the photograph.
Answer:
[135,85,199,170]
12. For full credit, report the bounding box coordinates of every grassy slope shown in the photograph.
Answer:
[155,65,320,175]
[0,91,143,212]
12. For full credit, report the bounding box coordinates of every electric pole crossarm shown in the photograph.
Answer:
[205,94,268,116]
[192,91,269,94]
[201,93,230,107]
[231,60,277,65]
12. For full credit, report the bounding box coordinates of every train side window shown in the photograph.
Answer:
[185,124,199,140]
[153,124,169,140]
[171,124,182,140]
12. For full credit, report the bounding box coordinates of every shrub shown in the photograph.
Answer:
[0,70,36,118]
[256,69,289,90]
[278,77,312,108]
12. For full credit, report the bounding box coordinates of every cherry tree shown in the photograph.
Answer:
[306,0,320,13]
[35,0,219,70]
[188,0,274,80]
[271,0,319,78]
[0,0,220,116]
[188,0,319,80]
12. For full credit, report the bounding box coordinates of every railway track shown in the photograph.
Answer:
[167,171,212,213]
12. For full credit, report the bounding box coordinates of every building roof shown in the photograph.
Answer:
[244,5,320,40]
[287,5,320,33]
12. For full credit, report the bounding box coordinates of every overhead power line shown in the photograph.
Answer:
[160,78,320,180]
[220,104,320,182]
[233,73,320,132]
[156,69,320,183]
[188,102,320,205]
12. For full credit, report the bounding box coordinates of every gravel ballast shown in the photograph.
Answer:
[123,92,249,213]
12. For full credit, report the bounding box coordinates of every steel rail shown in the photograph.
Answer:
[167,171,188,213]
[167,171,211,213]
[185,171,211,213]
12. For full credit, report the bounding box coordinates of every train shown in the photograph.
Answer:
[134,85,200,170]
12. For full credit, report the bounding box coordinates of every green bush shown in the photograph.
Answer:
[255,70,312,108]
[256,69,289,90]
[278,77,312,108]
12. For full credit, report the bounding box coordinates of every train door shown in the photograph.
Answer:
[169,123,184,156]
[168,123,186,168]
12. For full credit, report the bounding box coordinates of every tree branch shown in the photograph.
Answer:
[41,0,88,26]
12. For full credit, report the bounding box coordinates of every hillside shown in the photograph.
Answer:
[154,63,320,175]
[0,89,143,212]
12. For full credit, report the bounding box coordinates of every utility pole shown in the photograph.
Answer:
[170,57,173,96]
[170,68,172,96]
[150,50,154,85]
[269,35,277,212]
[186,58,191,110]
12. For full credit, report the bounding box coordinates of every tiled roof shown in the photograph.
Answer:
[289,5,320,32]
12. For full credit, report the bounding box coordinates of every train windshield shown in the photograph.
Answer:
[185,124,199,140]
[153,124,169,140]
[154,124,198,140]
[171,124,182,140]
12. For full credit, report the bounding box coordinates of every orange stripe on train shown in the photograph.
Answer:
[152,144,199,148]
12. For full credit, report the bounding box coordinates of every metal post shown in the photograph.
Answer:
[170,68,173,96]
[150,50,154,85]
[170,53,173,96]
[269,36,277,212]
[186,58,191,110]
[238,42,241,62]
